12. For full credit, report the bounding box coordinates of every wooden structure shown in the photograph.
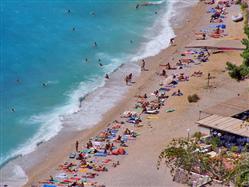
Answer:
[197,114,249,138]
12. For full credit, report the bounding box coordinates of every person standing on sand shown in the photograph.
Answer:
[141,59,146,71]
[75,140,79,152]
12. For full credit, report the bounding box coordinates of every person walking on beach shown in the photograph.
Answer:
[170,37,175,45]
[75,140,79,152]
[141,59,146,71]
[125,76,129,85]
[128,73,133,83]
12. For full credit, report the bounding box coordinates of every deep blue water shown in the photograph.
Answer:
[0,0,171,166]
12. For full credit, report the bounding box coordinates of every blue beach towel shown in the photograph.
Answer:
[94,152,107,157]
[43,185,57,187]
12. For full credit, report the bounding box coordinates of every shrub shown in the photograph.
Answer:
[209,136,221,150]
[226,25,249,80]
[192,131,202,141]
[241,2,248,11]
[187,94,200,103]
[231,146,239,152]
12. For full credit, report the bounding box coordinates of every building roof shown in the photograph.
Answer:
[196,114,249,138]
[201,93,249,117]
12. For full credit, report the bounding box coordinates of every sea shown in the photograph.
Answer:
[0,0,197,185]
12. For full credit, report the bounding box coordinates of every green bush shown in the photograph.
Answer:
[192,131,202,140]
[241,2,248,11]
[231,146,239,152]
[187,94,200,103]
[209,136,221,150]
[226,25,249,80]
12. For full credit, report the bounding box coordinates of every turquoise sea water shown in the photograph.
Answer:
[0,0,174,167]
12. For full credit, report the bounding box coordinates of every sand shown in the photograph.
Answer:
[23,1,249,187]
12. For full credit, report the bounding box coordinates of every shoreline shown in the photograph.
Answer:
[23,1,206,186]
[1,0,248,186]
[1,1,203,186]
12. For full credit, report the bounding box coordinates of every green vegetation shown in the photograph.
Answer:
[192,131,202,141]
[158,134,249,186]
[208,136,221,150]
[157,138,230,183]
[231,146,239,153]
[229,153,249,187]
[241,2,248,11]
[226,6,249,81]
[187,94,200,103]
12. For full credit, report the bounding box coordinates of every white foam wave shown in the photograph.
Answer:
[146,0,166,5]
[131,0,176,61]
[0,164,28,187]
[132,0,198,62]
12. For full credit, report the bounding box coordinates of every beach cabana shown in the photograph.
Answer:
[197,93,249,138]
[199,93,249,117]
[196,114,249,138]
[186,39,245,51]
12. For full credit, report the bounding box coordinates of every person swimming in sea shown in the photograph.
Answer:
[72,27,76,31]
[136,4,139,9]
[85,58,88,62]
[11,108,16,112]
[130,40,133,44]
[16,79,21,84]
[90,11,96,16]
[93,41,98,48]
[42,82,48,87]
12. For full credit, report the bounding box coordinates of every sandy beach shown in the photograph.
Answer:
[19,1,249,187]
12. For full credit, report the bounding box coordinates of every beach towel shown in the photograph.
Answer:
[79,168,88,173]
[43,185,57,187]
[166,109,175,113]
[94,152,107,157]
[147,116,159,119]
[81,149,92,153]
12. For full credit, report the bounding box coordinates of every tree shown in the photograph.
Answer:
[226,24,249,81]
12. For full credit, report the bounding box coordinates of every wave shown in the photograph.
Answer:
[131,0,175,62]
[140,0,166,6]
[0,164,28,187]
